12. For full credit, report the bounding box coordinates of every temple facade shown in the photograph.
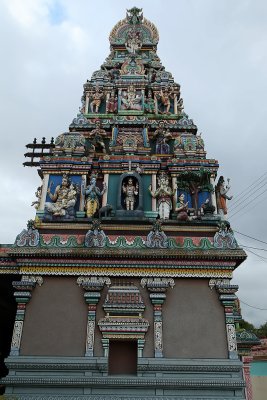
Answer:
[0,8,247,399]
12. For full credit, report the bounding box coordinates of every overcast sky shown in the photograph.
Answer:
[0,0,266,327]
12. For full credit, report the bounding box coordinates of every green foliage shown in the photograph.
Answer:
[239,319,267,338]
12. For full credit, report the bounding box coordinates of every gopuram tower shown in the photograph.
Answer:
[0,7,247,399]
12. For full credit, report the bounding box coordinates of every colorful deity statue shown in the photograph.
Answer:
[89,120,107,153]
[144,91,155,113]
[122,177,139,210]
[159,88,172,114]
[177,98,184,115]
[121,85,142,111]
[89,86,104,113]
[84,174,107,218]
[149,172,175,220]
[106,91,118,113]
[215,176,233,218]
[125,28,143,54]
[45,175,78,218]
[31,186,42,209]
[175,193,189,221]
[154,121,172,154]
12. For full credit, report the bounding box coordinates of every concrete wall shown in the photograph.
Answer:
[163,279,228,358]
[251,360,267,400]
[20,277,87,356]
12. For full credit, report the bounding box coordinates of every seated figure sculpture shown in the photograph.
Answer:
[45,175,77,218]
[154,121,172,154]
[176,193,189,221]
[121,85,142,111]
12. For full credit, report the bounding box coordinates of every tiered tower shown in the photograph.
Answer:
[0,8,247,399]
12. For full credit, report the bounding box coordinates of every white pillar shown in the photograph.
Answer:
[152,174,157,211]
[79,175,87,211]
[172,176,177,210]
[85,93,90,114]
[210,175,217,213]
[39,174,49,210]
[102,173,109,207]
[154,94,158,114]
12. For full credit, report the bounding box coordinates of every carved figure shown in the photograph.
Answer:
[89,120,107,153]
[125,29,142,54]
[89,87,104,113]
[31,186,42,209]
[121,85,142,111]
[45,175,77,217]
[175,193,189,221]
[154,121,172,154]
[159,88,172,114]
[149,173,175,220]
[106,91,118,113]
[122,177,139,210]
[215,176,233,218]
[144,91,155,113]
[126,7,143,25]
[177,98,184,115]
[84,175,107,218]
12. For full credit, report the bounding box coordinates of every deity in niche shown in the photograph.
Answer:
[89,86,104,113]
[175,193,189,221]
[45,175,78,218]
[125,28,143,54]
[154,121,172,154]
[121,85,142,111]
[122,177,139,210]
[215,176,233,218]
[106,91,118,113]
[144,91,155,113]
[89,120,107,153]
[84,174,106,218]
[149,172,175,220]
[158,88,173,114]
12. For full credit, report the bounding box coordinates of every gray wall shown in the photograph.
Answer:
[163,279,228,358]
[20,277,87,356]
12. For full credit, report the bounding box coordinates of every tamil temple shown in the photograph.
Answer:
[0,7,248,399]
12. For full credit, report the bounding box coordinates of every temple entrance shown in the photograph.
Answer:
[108,340,137,375]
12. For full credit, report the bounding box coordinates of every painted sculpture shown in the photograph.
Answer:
[154,121,172,154]
[176,193,189,221]
[149,173,175,220]
[84,174,106,218]
[215,176,233,218]
[122,177,139,210]
[45,175,78,218]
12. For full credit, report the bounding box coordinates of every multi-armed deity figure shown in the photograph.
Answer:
[121,85,142,111]
[149,172,175,220]
[144,90,155,113]
[122,177,139,211]
[215,176,233,218]
[89,120,107,153]
[89,86,104,113]
[45,174,78,217]
[106,91,118,113]
[153,121,172,154]
[83,174,107,218]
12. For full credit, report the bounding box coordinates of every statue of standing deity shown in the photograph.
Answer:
[106,91,118,113]
[215,176,233,218]
[154,121,172,154]
[149,173,175,220]
[89,87,104,113]
[175,193,189,221]
[84,174,107,218]
[144,91,155,113]
[122,177,139,210]
[89,120,107,153]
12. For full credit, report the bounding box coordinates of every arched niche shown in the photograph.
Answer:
[116,172,144,219]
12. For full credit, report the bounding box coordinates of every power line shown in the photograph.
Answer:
[245,248,267,262]
[239,299,267,311]
[229,172,267,208]
[240,244,267,252]
[228,181,267,213]
[234,230,267,246]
